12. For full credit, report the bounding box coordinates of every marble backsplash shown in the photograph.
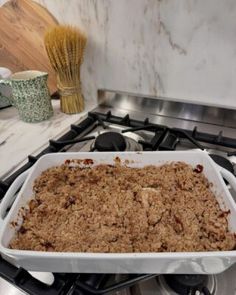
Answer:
[1,0,236,109]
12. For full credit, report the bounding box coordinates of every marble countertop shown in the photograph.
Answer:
[0,99,96,179]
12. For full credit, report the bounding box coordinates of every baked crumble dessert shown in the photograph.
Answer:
[9,161,236,252]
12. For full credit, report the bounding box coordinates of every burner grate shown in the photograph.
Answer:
[1,109,236,294]
[75,274,157,294]
[0,257,75,295]
[2,110,236,200]
[0,257,155,295]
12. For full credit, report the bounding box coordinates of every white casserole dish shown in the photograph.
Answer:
[0,150,236,274]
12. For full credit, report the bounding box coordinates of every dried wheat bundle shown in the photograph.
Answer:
[44,25,87,114]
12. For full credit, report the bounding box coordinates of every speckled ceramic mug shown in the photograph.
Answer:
[0,70,53,123]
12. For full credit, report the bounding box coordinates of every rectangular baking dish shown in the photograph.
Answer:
[1,150,236,274]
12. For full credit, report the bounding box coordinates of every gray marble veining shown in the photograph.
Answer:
[0,100,95,179]
[1,0,236,109]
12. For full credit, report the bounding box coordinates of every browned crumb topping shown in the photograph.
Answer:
[9,162,236,252]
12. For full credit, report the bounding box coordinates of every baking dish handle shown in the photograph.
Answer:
[219,167,236,192]
[0,169,30,227]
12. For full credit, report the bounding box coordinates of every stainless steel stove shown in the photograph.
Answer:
[133,264,236,294]
[0,90,236,295]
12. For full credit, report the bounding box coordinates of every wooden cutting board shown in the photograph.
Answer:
[0,0,58,93]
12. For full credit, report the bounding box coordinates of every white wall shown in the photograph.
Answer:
[1,0,236,109]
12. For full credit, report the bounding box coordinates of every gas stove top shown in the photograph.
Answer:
[0,90,236,295]
[133,266,236,294]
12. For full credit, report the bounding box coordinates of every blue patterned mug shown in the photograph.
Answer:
[0,70,53,123]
